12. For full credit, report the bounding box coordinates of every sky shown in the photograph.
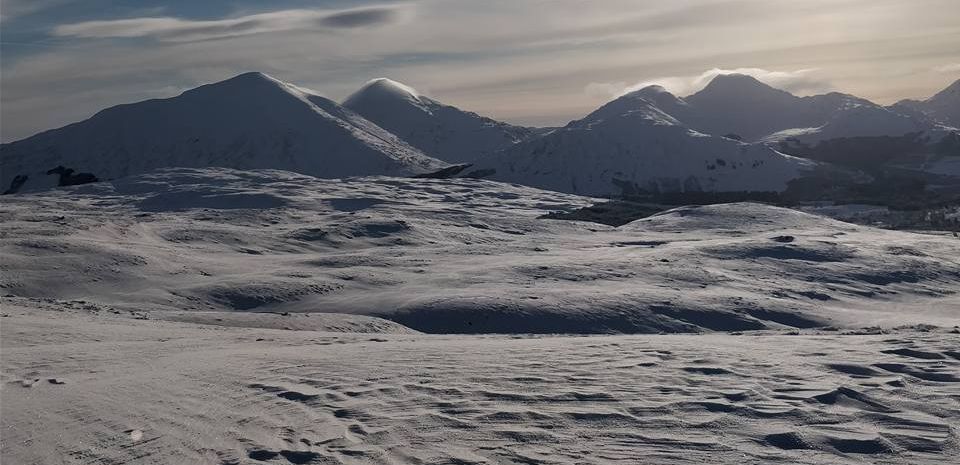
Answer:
[2,0,959,142]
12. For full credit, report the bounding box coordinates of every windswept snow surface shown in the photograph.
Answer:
[0,72,446,193]
[343,78,535,163]
[2,167,958,333]
[3,303,959,464]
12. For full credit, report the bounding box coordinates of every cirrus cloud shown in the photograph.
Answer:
[52,5,407,42]
[933,63,960,74]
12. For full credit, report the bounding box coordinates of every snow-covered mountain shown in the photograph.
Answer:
[892,78,960,129]
[682,74,817,141]
[0,72,447,194]
[760,95,938,145]
[467,74,951,197]
[343,78,535,163]
[4,71,953,197]
[681,74,942,144]
[467,74,947,197]
[465,91,817,196]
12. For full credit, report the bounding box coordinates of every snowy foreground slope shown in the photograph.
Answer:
[2,303,958,464]
[2,167,958,332]
[0,73,446,193]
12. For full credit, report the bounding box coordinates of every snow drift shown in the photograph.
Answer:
[5,304,957,464]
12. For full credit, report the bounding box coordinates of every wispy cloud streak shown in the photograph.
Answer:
[52,6,405,42]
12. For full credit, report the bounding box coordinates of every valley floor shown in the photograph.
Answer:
[3,301,958,465]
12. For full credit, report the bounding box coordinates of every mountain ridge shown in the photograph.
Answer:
[0,72,447,193]
[892,78,960,128]
[465,93,817,196]
[4,71,956,196]
[343,78,536,163]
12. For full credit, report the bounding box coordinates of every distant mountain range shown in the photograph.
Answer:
[676,74,950,144]
[0,72,447,193]
[465,75,957,196]
[2,71,957,196]
[466,85,818,195]
[892,78,960,129]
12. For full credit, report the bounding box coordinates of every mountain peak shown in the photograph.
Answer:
[230,71,275,81]
[184,71,308,101]
[683,74,810,140]
[694,73,783,97]
[342,78,533,163]
[216,71,287,88]
[366,78,420,96]
[622,85,670,99]
[0,72,447,193]
[344,78,423,108]
[583,84,690,126]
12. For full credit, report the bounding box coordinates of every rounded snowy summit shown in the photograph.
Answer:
[344,78,423,107]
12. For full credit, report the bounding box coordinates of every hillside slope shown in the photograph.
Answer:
[343,78,535,163]
[893,78,960,129]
